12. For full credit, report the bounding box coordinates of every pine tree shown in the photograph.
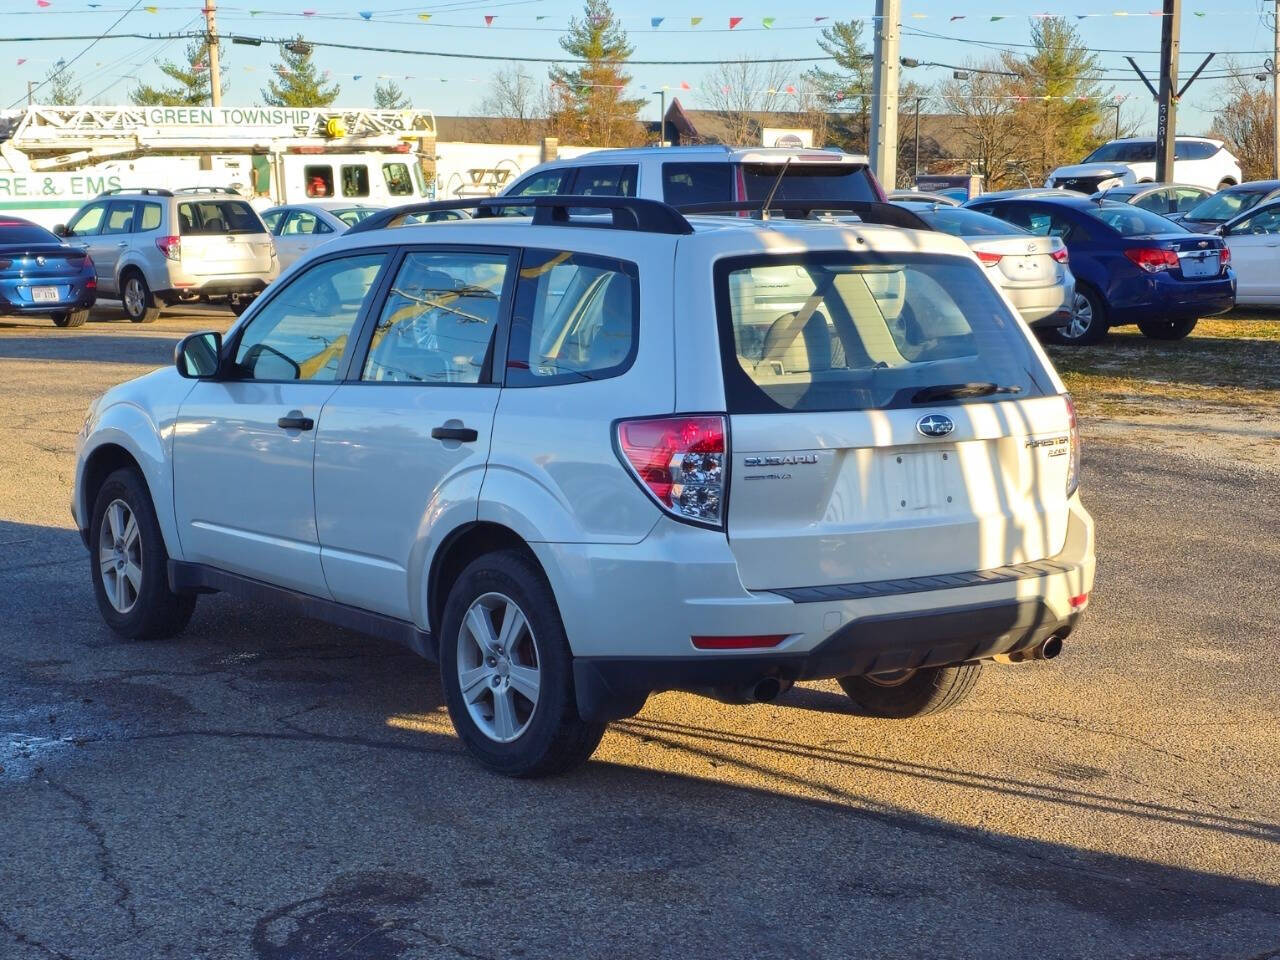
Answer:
[374,79,410,109]
[45,63,83,106]
[547,0,644,146]
[803,20,872,151]
[262,37,340,107]
[131,39,227,107]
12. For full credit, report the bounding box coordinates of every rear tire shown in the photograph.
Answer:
[439,549,605,777]
[52,309,88,328]
[121,271,161,324]
[1137,317,1198,340]
[89,467,196,640]
[1046,286,1109,345]
[838,663,983,718]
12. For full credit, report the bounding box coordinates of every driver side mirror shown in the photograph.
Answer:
[175,331,223,379]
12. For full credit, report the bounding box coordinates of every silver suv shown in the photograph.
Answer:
[57,187,278,322]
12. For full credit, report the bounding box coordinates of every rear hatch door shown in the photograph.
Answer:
[717,250,1071,591]
[178,199,275,276]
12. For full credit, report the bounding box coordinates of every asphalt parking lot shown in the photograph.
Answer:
[1,306,1278,960]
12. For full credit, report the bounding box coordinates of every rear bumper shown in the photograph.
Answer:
[0,284,95,315]
[575,600,1082,722]
[1108,270,1236,324]
[158,276,272,298]
[1006,276,1074,326]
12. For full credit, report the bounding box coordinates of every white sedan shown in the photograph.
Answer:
[1216,199,1280,306]
[260,201,385,270]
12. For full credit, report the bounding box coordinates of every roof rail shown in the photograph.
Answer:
[674,200,934,231]
[96,187,173,197]
[173,186,241,195]
[345,195,694,236]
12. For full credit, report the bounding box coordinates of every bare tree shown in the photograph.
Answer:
[941,64,1027,190]
[477,66,546,143]
[699,57,793,146]
[1208,62,1273,182]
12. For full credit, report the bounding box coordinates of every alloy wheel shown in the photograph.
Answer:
[123,277,145,318]
[456,592,541,743]
[1064,292,1093,341]
[98,499,142,614]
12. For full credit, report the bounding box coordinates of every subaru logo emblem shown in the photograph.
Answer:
[916,414,955,438]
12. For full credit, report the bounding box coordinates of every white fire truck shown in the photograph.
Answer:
[0,104,438,228]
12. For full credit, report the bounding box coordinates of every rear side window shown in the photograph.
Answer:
[741,163,877,204]
[715,252,1051,414]
[1175,141,1219,161]
[571,165,637,197]
[138,203,163,231]
[507,250,638,386]
[1133,191,1171,214]
[662,162,734,206]
[178,200,263,235]
[362,250,512,384]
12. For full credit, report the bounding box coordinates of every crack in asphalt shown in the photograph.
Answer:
[986,707,1194,764]
[0,914,79,960]
[43,778,140,934]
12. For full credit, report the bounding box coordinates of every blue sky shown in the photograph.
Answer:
[0,0,1273,134]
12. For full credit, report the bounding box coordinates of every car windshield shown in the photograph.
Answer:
[914,207,1028,238]
[1183,188,1272,224]
[741,163,878,203]
[1083,141,1155,163]
[334,208,377,227]
[0,220,60,245]
[716,252,1052,414]
[1084,203,1185,236]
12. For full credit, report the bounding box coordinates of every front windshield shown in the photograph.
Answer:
[1183,189,1270,224]
[1083,141,1154,163]
[916,207,1029,238]
[1085,203,1185,236]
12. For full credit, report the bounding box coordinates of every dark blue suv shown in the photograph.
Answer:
[966,195,1235,344]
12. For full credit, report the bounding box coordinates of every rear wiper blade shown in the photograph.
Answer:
[910,382,1022,404]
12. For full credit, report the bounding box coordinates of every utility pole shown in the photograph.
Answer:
[869,0,900,188]
[1154,0,1179,182]
[913,96,922,180]
[27,80,36,106]
[205,0,222,108]
[653,88,666,146]
[1273,0,1279,178]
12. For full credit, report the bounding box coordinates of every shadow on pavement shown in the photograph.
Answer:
[0,332,180,366]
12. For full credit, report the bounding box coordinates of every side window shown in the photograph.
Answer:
[1134,192,1170,214]
[138,202,163,232]
[305,165,334,198]
[507,250,638,386]
[662,162,733,206]
[383,162,414,197]
[261,209,285,234]
[282,210,332,236]
[510,169,570,198]
[1233,207,1280,235]
[233,253,387,381]
[1174,188,1207,212]
[101,201,137,236]
[570,165,638,197]
[67,202,107,237]
[341,165,371,198]
[362,250,512,384]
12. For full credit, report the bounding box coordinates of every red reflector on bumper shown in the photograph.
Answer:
[691,634,787,650]
[1069,593,1089,609]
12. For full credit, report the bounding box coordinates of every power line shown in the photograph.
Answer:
[7,0,146,108]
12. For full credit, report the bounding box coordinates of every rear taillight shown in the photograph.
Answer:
[1065,394,1081,497]
[155,235,181,261]
[1124,247,1178,272]
[1219,245,1231,268]
[616,415,727,528]
[1050,247,1069,263]
[0,259,11,270]
[976,251,1002,267]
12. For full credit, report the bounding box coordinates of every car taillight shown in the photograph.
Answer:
[616,415,727,528]
[1065,394,1081,497]
[1124,247,1178,272]
[0,259,11,270]
[155,235,181,261]
[1219,245,1231,268]
[976,251,1002,267]
[1050,247,1069,263]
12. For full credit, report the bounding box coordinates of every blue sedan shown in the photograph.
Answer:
[0,217,96,327]
[966,195,1234,344]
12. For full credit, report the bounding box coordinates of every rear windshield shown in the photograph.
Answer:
[914,206,1027,238]
[715,252,1052,414]
[0,221,59,245]
[177,200,264,235]
[1085,203,1185,236]
[741,163,877,203]
[1184,188,1271,224]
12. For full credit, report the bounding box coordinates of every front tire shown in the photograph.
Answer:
[89,468,196,639]
[121,271,161,324]
[439,549,605,777]
[838,663,983,718]
[1046,286,1109,345]
[1137,317,1198,340]
[52,309,88,328]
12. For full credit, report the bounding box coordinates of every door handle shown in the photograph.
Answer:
[116,241,128,247]
[277,411,314,431]
[431,425,478,442]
